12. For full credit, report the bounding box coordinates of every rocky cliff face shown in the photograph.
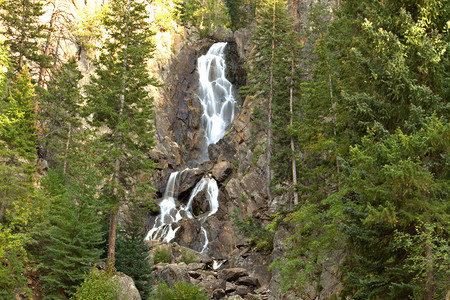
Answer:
[39,0,341,297]
[146,1,343,298]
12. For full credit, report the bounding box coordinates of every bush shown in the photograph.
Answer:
[151,281,209,300]
[71,268,119,300]
[153,248,172,264]
[180,248,197,264]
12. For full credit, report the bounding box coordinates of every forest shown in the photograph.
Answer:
[0,0,448,299]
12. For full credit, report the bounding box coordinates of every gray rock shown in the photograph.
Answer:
[237,276,260,287]
[218,268,248,282]
[153,263,190,286]
[114,272,141,300]
[200,277,226,294]
[235,285,250,296]
[225,281,237,293]
[227,296,243,300]
[212,161,234,182]
[212,288,227,300]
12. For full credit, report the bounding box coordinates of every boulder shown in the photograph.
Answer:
[152,263,190,286]
[235,285,250,296]
[237,276,260,287]
[212,161,234,182]
[218,268,248,282]
[212,288,226,300]
[199,277,226,294]
[114,272,141,300]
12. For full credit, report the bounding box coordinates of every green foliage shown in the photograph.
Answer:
[177,0,230,33]
[231,208,274,252]
[39,160,106,298]
[0,225,30,299]
[339,117,449,299]
[180,248,198,264]
[84,0,158,265]
[0,0,51,70]
[70,6,105,56]
[115,208,153,299]
[40,58,83,168]
[71,268,119,300]
[151,280,209,300]
[153,247,173,264]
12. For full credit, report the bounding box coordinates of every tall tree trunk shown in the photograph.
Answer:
[424,223,434,300]
[107,2,128,266]
[289,51,298,205]
[38,3,57,89]
[267,0,276,203]
[329,73,339,190]
[63,123,71,175]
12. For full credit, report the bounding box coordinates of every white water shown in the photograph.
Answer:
[198,42,235,148]
[146,43,235,254]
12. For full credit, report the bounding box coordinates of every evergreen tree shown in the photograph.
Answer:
[0,63,44,299]
[85,0,157,267]
[115,208,152,299]
[0,0,51,71]
[243,0,300,203]
[39,58,83,170]
[39,154,106,298]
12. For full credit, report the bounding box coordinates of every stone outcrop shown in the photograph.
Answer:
[149,242,265,299]
[114,272,141,300]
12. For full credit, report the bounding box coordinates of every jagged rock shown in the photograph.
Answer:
[218,268,248,282]
[191,189,211,216]
[227,296,243,300]
[210,26,233,41]
[234,27,253,59]
[212,161,234,182]
[235,285,250,296]
[186,262,206,271]
[152,263,191,286]
[114,272,141,300]
[178,168,206,198]
[246,294,263,300]
[212,288,227,300]
[200,277,226,294]
[226,281,237,293]
[237,276,260,287]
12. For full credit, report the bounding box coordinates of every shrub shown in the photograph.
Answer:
[153,248,172,264]
[180,248,197,264]
[151,281,209,300]
[71,268,119,300]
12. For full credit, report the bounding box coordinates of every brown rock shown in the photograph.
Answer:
[212,288,226,300]
[218,268,248,282]
[237,276,260,287]
[200,277,227,294]
[212,161,234,182]
[153,263,190,286]
[235,285,250,296]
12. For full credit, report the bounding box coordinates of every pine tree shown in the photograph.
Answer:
[39,158,106,299]
[85,0,157,267]
[0,0,51,71]
[243,0,300,203]
[115,208,152,299]
[39,58,83,170]
[0,64,42,299]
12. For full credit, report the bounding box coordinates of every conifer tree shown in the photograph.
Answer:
[115,208,152,299]
[39,155,106,298]
[40,58,83,170]
[0,0,51,71]
[85,0,157,267]
[243,0,299,203]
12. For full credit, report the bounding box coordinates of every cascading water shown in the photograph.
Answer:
[146,42,235,255]
[198,42,235,159]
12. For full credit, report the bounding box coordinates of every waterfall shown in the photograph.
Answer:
[146,43,235,254]
[198,42,235,152]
